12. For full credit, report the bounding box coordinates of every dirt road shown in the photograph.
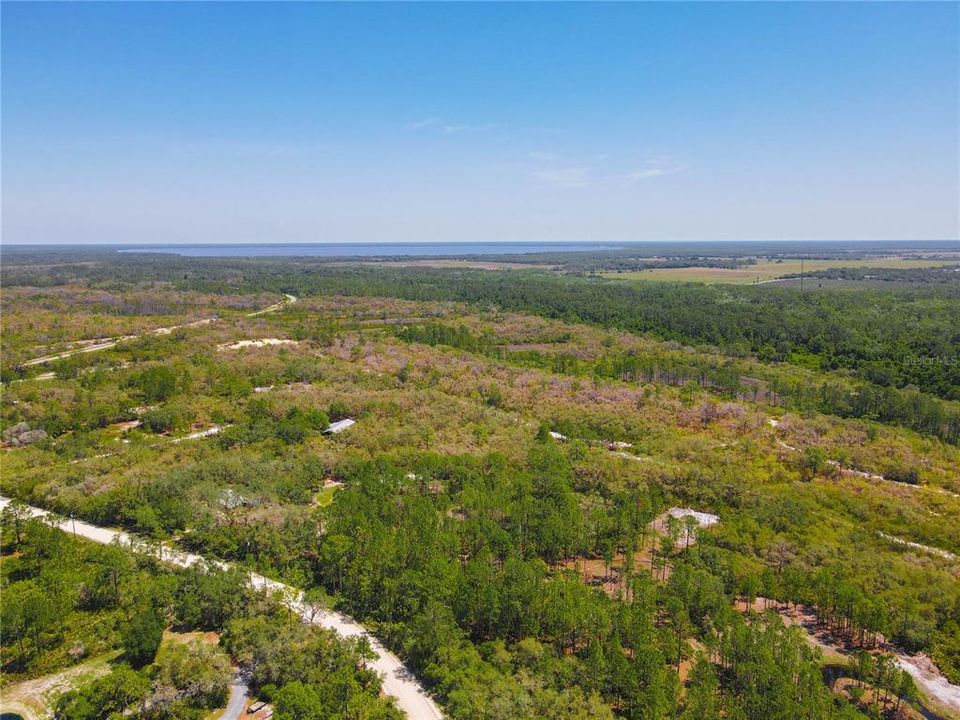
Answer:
[0,496,444,720]
[21,293,297,368]
[767,600,960,717]
[21,318,213,367]
[246,293,297,317]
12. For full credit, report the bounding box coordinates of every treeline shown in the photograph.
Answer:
[395,321,960,444]
[398,322,745,396]
[767,373,960,444]
[796,265,960,285]
[270,267,958,397]
[397,323,495,354]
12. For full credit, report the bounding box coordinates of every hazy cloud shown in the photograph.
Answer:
[406,118,499,133]
[406,117,443,130]
[528,153,686,188]
[530,166,592,189]
[625,159,686,180]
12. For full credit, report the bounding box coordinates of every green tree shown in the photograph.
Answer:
[682,656,720,720]
[55,666,149,720]
[274,681,325,720]
[133,365,178,402]
[121,609,163,668]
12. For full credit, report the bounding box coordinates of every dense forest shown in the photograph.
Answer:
[794,266,960,285]
[2,250,958,720]
[0,510,399,720]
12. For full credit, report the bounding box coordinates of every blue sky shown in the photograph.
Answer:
[2,2,958,244]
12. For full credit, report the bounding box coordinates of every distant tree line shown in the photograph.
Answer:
[396,319,960,444]
[793,265,960,285]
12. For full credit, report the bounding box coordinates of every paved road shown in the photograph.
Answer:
[219,675,250,720]
[0,496,444,720]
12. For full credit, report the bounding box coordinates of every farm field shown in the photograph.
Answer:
[600,258,960,284]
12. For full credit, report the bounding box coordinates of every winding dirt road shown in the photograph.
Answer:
[21,319,215,367]
[0,496,444,720]
[246,293,297,317]
[20,294,297,368]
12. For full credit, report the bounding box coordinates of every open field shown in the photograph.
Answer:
[601,258,960,284]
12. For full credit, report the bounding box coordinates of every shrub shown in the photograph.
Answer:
[121,610,163,668]
[132,365,178,402]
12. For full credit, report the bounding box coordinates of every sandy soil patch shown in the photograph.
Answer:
[170,425,226,443]
[0,652,120,719]
[650,507,719,548]
[217,338,299,351]
[876,531,957,562]
[753,599,960,717]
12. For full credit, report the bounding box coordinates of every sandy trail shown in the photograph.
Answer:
[763,600,960,716]
[217,338,299,351]
[169,425,227,443]
[0,496,444,720]
[20,294,296,367]
[246,293,297,317]
[21,319,214,367]
[768,417,959,498]
[876,530,957,561]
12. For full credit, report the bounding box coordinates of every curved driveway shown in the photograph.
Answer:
[219,675,250,720]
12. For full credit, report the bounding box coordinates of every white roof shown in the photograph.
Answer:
[667,507,720,527]
[325,418,356,434]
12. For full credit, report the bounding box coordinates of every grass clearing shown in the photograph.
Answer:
[0,651,121,720]
[314,485,340,507]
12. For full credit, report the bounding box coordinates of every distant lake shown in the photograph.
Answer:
[118,242,620,258]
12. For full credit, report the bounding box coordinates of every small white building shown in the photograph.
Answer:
[667,507,720,528]
[324,418,356,434]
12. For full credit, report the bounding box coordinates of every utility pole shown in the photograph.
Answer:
[800,258,805,292]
